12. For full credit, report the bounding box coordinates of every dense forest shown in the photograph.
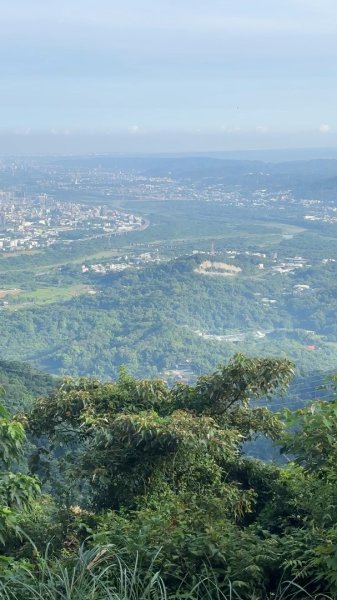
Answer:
[1,354,337,598]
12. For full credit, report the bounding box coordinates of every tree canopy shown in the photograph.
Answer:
[2,355,337,597]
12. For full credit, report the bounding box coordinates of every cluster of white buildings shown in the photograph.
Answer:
[0,192,144,252]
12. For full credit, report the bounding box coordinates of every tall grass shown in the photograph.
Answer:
[0,545,167,600]
[0,545,333,600]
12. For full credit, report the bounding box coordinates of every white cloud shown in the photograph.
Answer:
[220,126,241,134]
[14,127,31,136]
[319,123,330,133]
[128,125,144,134]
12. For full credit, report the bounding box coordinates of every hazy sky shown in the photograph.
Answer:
[2,0,337,153]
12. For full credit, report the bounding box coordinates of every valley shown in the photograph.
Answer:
[1,157,337,408]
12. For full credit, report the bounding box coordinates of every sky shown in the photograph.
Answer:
[2,0,337,153]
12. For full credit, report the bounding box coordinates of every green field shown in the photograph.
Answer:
[6,284,92,309]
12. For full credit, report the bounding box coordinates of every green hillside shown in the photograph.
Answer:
[0,359,56,413]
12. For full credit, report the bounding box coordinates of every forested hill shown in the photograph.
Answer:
[0,359,56,413]
[1,252,337,386]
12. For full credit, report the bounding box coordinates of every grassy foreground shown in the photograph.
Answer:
[0,545,332,600]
